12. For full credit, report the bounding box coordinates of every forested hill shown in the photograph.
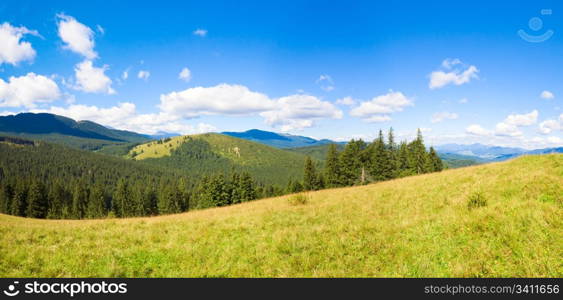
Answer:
[0,113,150,150]
[126,133,310,186]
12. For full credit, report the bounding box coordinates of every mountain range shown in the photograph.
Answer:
[1,112,561,165]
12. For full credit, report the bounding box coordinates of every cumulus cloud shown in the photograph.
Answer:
[178,67,191,82]
[540,90,554,100]
[159,83,342,131]
[57,14,97,59]
[335,96,356,106]
[193,29,207,37]
[538,114,563,134]
[72,60,115,94]
[260,94,343,131]
[349,90,413,122]
[494,110,538,137]
[137,70,150,81]
[431,111,459,123]
[429,59,479,89]
[159,84,274,118]
[316,74,334,92]
[466,124,491,136]
[0,22,39,66]
[0,73,60,108]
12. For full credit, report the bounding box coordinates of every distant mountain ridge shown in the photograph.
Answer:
[434,143,563,162]
[222,129,337,148]
[0,113,150,150]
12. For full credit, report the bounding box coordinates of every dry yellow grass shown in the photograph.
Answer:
[0,154,561,277]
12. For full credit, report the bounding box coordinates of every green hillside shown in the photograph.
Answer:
[0,154,560,277]
[127,133,309,185]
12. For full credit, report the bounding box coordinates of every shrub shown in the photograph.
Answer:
[467,191,487,210]
[288,193,309,206]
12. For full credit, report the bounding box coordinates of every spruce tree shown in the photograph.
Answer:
[72,183,88,219]
[27,181,48,218]
[324,144,341,187]
[428,147,443,172]
[370,130,392,181]
[339,139,364,186]
[239,172,256,202]
[303,156,317,191]
[387,128,399,177]
[87,184,106,218]
[11,181,28,217]
[113,178,131,217]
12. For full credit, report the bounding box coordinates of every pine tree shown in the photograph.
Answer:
[370,130,393,181]
[209,174,230,207]
[324,144,341,187]
[397,141,413,177]
[113,178,131,217]
[11,181,28,217]
[387,128,399,177]
[27,181,48,218]
[87,184,106,218]
[239,172,256,202]
[177,178,190,211]
[303,156,317,191]
[143,185,158,215]
[339,139,365,186]
[72,183,88,219]
[290,180,303,193]
[410,128,429,174]
[428,147,443,172]
[0,183,14,214]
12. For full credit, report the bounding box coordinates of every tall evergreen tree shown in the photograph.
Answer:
[113,178,131,217]
[303,156,318,191]
[324,144,341,187]
[11,181,28,217]
[72,183,88,219]
[27,180,48,218]
[370,130,393,181]
[387,128,399,177]
[428,147,443,172]
[87,184,106,218]
[239,172,256,202]
[339,139,365,186]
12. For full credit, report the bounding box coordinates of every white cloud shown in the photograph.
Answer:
[0,22,39,66]
[547,136,563,145]
[431,111,459,123]
[137,70,150,81]
[121,69,129,80]
[316,74,334,92]
[466,124,491,136]
[494,110,538,137]
[160,84,274,118]
[57,14,97,59]
[502,110,538,126]
[260,94,343,131]
[336,96,356,106]
[159,83,341,132]
[72,60,115,94]
[441,58,462,69]
[538,119,560,134]
[0,73,61,108]
[178,67,191,82]
[429,59,479,89]
[350,90,413,122]
[540,90,554,100]
[193,29,207,37]
[459,98,468,104]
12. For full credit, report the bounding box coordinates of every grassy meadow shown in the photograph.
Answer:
[0,154,561,277]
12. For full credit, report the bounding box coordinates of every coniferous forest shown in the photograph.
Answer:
[0,128,442,219]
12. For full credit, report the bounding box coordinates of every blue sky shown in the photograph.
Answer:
[0,0,562,148]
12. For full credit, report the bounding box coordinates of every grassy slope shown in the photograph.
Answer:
[127,133,308,185]
[0,154,561,277]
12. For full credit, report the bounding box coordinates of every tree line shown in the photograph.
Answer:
[288,128,443,192]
